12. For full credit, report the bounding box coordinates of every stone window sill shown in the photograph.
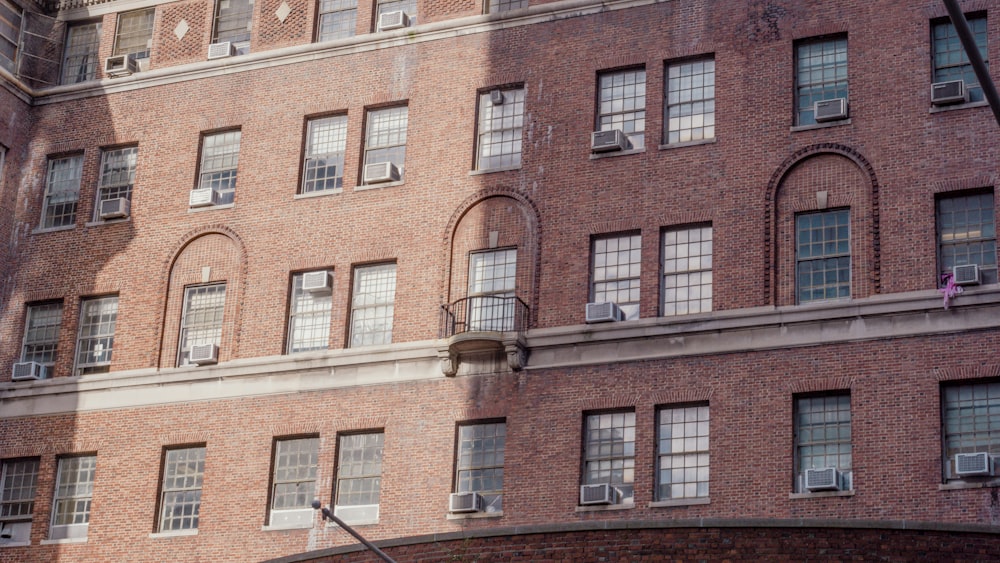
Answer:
[446,510,503,520]
[788,489,855,499]
[659,138,717,150]
[649,497,710,508]
[790,119,851,133]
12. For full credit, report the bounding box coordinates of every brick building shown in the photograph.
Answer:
[0,0,999,560]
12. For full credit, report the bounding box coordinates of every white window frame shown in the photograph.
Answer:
[21,302,63,370]
[157,446,205,532]
[41,154,84,229]
[662,225,713,316]
[794,394,852,492]
[0,458,39,545]
[591,234,640,320]
[665,57,715,144]
[484,0,526,13]
[212,0,253,52]
[113,8,154,61]
[937,191,997,285]
[375,0,415,30]
[61,21,102,85]
[597,68,646,150]
[75,296,118,375]
[349,264,396,347]
[94,147,138,221]
[197,130,241,206]
[49,455,96,540]
[932,14,988,103]
[317,0,357,41]
[287,271,332,353]
[302,116,347,194]
[796,209,851,303]
[455,421,505,512]
[176,284,226,366]
[582,410,635,504]
[0,0,22,74]
[794,35,848,126]
[468,248,517,331]
[942,380,1000,481]
[269,437,319,527]
[656,404,709,500]
[363,106,407,183]
[334,432,384,524]
[476,86,525,170]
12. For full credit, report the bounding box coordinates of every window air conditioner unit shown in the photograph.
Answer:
[379,10,409,30]
[803,467,842,491]
[590,129,629,153]
[954,452,994,477]
[585,302,625,323]
[99,197,131,220]
[104,54,137,78]
[952,264,981,285]
[301,270,332,293]
[931,80,968,106]
[448,492,484,513]
[12,361,46,381]
[579,483,616,505]
[363,162,401,184]
[189,188,222,208]
[814,98,848,122]
[189,344,218,365]
[207,41,236,60]
[490,89,505,105]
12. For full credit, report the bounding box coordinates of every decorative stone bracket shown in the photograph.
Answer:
[439,333,527,376]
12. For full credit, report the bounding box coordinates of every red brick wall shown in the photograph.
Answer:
[154,1,212,68]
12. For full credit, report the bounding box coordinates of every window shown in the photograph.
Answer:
[157,447,205,532]
[302,116,347,193]
[269,437,319,527]
[41,154,83,229]
[942,381,1000,480]
[468,249,517,331]
[794,394,852,492]
[662,225,712,316]
[113,8,155,61]
[197,130,241,205]
[363,106,408,183]
[0,458,39,544]
[938,191,997,285]
[582,410,635,503]
[61,22,101,84]
[0,0,22,74]
[591,234,640,320]
[75,296,118,375]
[212,0,253,52]
[476,87,525,171]
[657,404,709,500]
[485,0,526,12]
[795,36,848,125]
[287,272,332,353]
[375,0,415,30]
[349,264,396,347]
[455,421,505,512]
[334,432,383,523]
[597,68,645,150]
[95,147,138,219]
[21,302,63,372]
[665,57,715,144]
[49,455,96,540]
[796,209,850,303]
[933,15,988,103]
[177,284,226,366]
[317,0,357,41]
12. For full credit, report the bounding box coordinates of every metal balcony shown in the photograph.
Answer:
[439,296,529,376]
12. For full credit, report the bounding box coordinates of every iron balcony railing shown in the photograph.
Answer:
[441,295,529,338]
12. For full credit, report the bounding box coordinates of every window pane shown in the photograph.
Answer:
[177,285,226,366]
[932,16,988,102]
[62,22,101,84]
[76,296,118,375]
[159,447,205,531]
[796,37,848,125]
[796,209,850,303]
[114,8,154,59]
[468,249,517,330]
[376,0,415,29]
[51,456,96,529]
[336,433,384,507]
[198,131,241,205]
[364,107,408,181]
[22,302,62,367]
[477,87,525,170]
[0,458,39,519]
[317,0,357,41]
[96,147,138,217]
[597,69,645,149]
[583,411,635,501]
[795,394,851,491]
[662,225,712,316]
[455,422,505,512]
[938,192,997,284]
[287,272,332,352]
[43,155,83,229]
[657,405,709,500]
[592,234,640,319]
[665,57,715,144]
[271,438,318,513]
[350,264,396,347]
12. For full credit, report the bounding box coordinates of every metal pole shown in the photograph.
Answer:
[314,504,398,563]
[941,0,1000,127]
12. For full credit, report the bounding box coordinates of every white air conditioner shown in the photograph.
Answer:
[952,264,981,285]
[490,89,505,105]
[363,162,401,184]
[579,483,616,505]
[931,80,968,106]
[591,129,629,153]
[585,302,625,323]
[379,10,409,30]
[104,54,137,78]
[814,98,848,122]
[11,361,46,381]
[803,467,842,491]
[207,42,236,60]
[99,197,131,220]
[189,188,222,208]
[188,344,218,365]
[301,270,332,293]
[954,452,995,477]
[448,492,483,513]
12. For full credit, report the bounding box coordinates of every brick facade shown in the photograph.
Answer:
[1,0,1000,560]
